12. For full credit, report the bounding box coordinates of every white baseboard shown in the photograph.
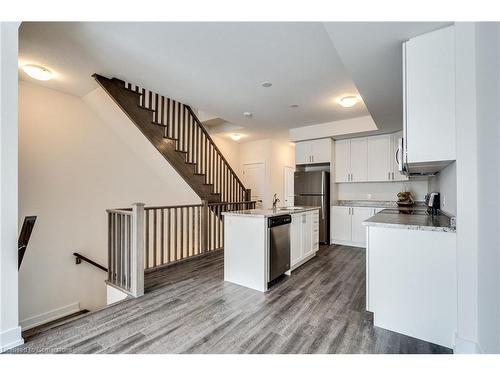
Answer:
[0,326,24,352]
[20,302,80,331]
[454,335,481,354]
[331,239,365,248]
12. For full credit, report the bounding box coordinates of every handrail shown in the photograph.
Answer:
[73,252,108,272]
[185,106,247,190]
[208,201,256,207]
[144,203,203,210]
[18,216,37,269]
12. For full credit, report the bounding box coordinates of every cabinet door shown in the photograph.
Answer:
[367,135,391,182]
[405,26,455,163]
[295,141,311,165]
[334,140,350,182]
[311,210,319,253]
[391,131,408,181]
[351,207,373,246]
[300,213,312,259]
[310,138,331,164]
[349,138,368,182]
[290,214,303,266]
[331,206,351,243]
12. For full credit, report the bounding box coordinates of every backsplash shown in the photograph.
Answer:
[336,179,429,202]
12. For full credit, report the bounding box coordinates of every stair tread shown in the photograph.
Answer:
[138,105,155,112]
[123,87,143,95]
[152,121,168,127]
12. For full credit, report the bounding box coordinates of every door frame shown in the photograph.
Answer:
[241,160,266,207]
[283,165,295,207]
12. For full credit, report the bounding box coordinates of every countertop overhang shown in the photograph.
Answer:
[222,206,320,218]
[363,208,456,233]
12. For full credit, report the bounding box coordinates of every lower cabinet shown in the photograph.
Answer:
[290,210,319,270]
[331,206,383,247]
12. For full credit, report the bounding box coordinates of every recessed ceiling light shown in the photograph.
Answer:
[337,95,360,108]
[261,81,272,88]
[22,64,53,81]
[243,112,253,117]
[290,104,299,108]
[230,133,242,141]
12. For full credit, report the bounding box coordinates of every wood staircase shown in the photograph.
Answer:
[93,74,250,204]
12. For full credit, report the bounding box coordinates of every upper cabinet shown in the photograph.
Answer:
[367,135,391,182]
[335,133,408,183]
[295,138,332,165]
[403,26,456,168]
[334,138,367,182]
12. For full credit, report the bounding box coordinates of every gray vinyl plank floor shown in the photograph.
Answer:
[10,245,452,354]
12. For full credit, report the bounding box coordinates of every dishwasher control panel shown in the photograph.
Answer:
[268,215,291,228]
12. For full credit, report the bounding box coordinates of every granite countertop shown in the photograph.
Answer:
[222,206,320,218]
[333,200,426,208]
[363,208,456,233]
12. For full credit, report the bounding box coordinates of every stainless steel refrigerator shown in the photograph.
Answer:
[294,171,330,244]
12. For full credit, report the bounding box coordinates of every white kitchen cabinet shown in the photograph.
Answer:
[331,206,376,247]
[295,141,311,165]
[290,214,303,266]
[390,131,408,181]
[334,139,350,183]
[334,137,367,183]
[349,138,368,182]
[351,207,373,244]
[367,135,391,182]
[295,138,332,165]
[404,25,456,166]
[331,206,351,242]
[290,210,319,270]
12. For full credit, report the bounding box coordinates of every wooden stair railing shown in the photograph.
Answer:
[93,74,250,204]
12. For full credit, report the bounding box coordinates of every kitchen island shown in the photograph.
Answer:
[222,207,320,292]
[363,208,456,348]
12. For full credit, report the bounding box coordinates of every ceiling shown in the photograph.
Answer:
[323,22,451,133]
[19,22,449,138]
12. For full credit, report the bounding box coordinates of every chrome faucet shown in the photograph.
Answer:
[272,194,280,210]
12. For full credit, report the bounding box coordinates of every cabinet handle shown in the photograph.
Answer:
[351,173,353,181]
[392,172,394,180]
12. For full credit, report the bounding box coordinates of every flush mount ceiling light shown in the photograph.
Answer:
[261,81,272,88]
[230,133,242,141]
[22,64,53,81]
[290,104,299,108]
[243,112,253,117]
[337,95,360,108]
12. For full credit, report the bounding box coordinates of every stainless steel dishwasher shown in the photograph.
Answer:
[268,214,291,282]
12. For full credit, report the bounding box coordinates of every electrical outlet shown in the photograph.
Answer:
[367,193,372,199]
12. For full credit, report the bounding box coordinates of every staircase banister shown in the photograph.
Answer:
[185,106,247,190]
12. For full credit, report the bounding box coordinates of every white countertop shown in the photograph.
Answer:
[222,206,320,218]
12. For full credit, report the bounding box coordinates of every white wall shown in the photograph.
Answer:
[454,22,480,353]
[0,22,23,352]
[18,81,199,328]
[336,179,429,202]
[475,22,500,354]
[429,162,457,216]
[239,138,294,208]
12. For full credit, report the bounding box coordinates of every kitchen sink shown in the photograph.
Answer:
[276,206,305,211]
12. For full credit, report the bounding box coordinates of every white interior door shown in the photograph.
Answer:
[242,162,265,207]
[283,166,295,207]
